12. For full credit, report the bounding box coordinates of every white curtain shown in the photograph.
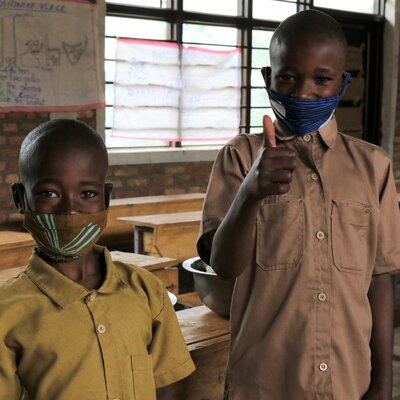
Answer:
[112,39,241,142]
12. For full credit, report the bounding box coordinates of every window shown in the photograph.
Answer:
[105,0,384,150]
[313,0,378,14]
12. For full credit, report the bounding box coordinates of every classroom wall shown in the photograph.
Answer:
[0,111,212,228]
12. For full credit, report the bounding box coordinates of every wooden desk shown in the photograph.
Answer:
[0,231,35,270]
[100,193,205,249]
[118,211,202,263]
[0,251,179,294]
[110,251,179,294]
[172,305,230,400]
[0,265,26,283]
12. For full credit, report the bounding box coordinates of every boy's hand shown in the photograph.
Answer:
[245,115,296,200]
[263,114,276,148]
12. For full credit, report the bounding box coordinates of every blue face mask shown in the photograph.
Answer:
[262,68,351,135]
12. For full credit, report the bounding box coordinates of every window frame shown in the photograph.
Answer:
[103,0,385,164]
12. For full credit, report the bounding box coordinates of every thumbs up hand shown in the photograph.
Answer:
[263,114,276,148]
[244,115,296,200]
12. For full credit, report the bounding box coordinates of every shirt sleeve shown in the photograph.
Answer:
[373,154,400,275]
[0,334,23,399]
[148,288,195,388]
[197,134,260,264]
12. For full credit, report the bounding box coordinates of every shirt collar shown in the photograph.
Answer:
[318,116,338,149]
[274,115,338,150]
[26,245,126,308]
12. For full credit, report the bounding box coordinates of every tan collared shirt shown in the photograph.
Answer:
[198,118,400,399]
[0,246,195,400]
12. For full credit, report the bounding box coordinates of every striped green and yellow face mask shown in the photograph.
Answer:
[23,210,108,262]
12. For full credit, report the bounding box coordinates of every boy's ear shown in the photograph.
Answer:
[104,183,113,208]
[11,183,26,213]
[260,66,271,87]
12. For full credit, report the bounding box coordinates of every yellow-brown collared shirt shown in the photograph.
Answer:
[0,246,195,400]
[198,118,400,399]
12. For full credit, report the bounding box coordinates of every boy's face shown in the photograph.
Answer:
[22,145,108,215]
[270,37,345,99]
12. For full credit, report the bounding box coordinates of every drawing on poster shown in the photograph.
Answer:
[0,0,103,110]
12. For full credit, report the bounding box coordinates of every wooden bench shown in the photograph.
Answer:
[0,251,179,294]
[118,211,202,263]
[99,193,205,250]
[0,231,35,270]
[171,305,230,400]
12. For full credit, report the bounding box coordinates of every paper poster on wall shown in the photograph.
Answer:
[112,39,241,142]
[0,0,104,111]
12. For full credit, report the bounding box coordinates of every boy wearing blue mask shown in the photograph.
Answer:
[197,9,400,400]
[0,119,195,399]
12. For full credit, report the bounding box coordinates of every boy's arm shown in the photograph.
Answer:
[362,273,394,400]
[208,115,296,279]
[0,346,22,399]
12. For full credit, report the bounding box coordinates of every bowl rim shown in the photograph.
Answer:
[168,291,177,305]
[182,256,218,276]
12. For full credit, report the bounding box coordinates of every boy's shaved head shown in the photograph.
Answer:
[270,9,347,65]
[19,118,108,184]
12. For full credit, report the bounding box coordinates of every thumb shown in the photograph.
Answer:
[263,114,276,148]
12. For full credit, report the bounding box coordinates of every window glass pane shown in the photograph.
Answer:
[105,60,116,82]
[314,0,375,14]
[106,0,169,8]
[251,68,265,88]
[252,48,270,68]
[105,84,114,105]
[183,24,239,46]
[253,0,296,21]
[251,89,270,108]
[250,107,274,127]
[184,0,240,16]
[105,107,113,128]
[105,16,169,40]
[105,38,117,60]
[253,30,274,48]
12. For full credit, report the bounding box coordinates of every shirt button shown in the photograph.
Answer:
[318,292,327,302]
[319,362,328,372]
[97,324,106,334]
[316,231,325,240]
[89,292,97,302]
[303,134,312,142]
[310,172,319,181]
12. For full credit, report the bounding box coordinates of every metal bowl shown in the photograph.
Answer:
[168,291,177,306]
[182,257,235,318]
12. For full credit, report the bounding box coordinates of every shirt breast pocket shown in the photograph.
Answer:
[256,198,304,271]
[331,199,372,274]
[130,354,156,400]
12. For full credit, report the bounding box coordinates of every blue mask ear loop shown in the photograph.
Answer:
[338,71,352,97]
